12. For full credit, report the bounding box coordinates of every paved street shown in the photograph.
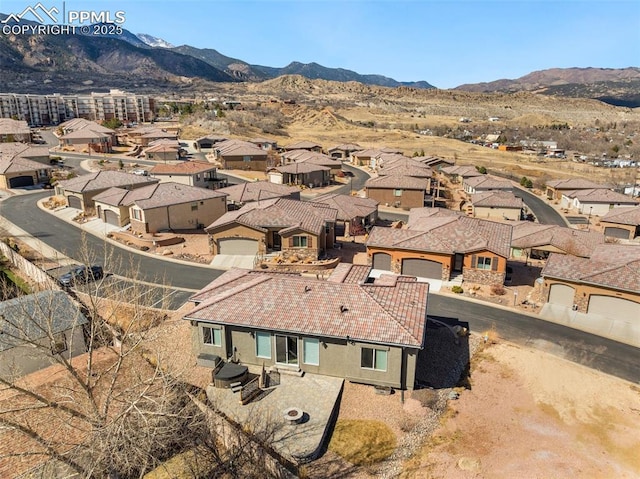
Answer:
[514,186,568,226]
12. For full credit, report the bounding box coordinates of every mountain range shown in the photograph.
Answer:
[0,14,637,106]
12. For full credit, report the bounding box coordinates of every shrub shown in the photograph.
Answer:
[490,284,506,295]
[451,285,463,294]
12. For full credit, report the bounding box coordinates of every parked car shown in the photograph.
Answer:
[59,265,104,287]
[132,169,148,176]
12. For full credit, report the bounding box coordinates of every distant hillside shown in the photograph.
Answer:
[456,67,640,107]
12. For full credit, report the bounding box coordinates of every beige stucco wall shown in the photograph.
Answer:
[366,187,424,209]
[153,173,211,189]
[223,155,267,171]
[473,206,521,221]
[600,221,637,240]
[134,196,227,234]
[208,223,267,255]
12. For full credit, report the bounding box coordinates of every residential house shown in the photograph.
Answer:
[248,137,278,150]
[279,150,343,178]
[0,143,51,166]
[55,170,159,212]
[366,207,512,286]
[213,139,269,171]
[126,126,178,147]
[545,178,610,201]
[282,140,323,153]
[328,143,362,161]
[0,155,52,189]
[205,198,337,260]
[193,135,228,150]
[378,157,433,192]
[182,265,429,390]
[440,165,483,183]
[143,142,181,162]
[351,148,403,167]
[149,161,224,189]
[311,193,379,236]
[217,182,300,209]
[463,175,513,194]
[599,206,640,240]
[58,118,116,153]
[560,188,638,216]
[365,175,429,209]
[412,156,454,171]
[269,162,331,187]
[541,244,640,337]
[470,191,523,221]
[93,182,227,232]
[0,291,88,378]
[510,223,605,260]
[0,119,31,143]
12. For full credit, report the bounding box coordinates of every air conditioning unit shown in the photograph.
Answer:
[572,304,578,311]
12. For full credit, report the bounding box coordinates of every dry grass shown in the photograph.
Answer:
[328,419,397,466]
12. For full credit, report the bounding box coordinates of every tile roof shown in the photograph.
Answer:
[0,118,30,135]
[510,223,605,257]
[464,176,513,190]
[311,193,379,221]
[471,191,523,208]
[600,206,640,226]
[59,118,115,134]
[0,143,50,160]
[217,181,299,203]
[563,188,638,205]
[369,208,512,257]
[206,198,337,235]
[215,139,267,157]
[329,143,362,152]
[60,129,110,140]
[0,156,52,174]
[0,291,88,352]
[184,269,429,348]
[144,143,180,154]
[276,162,329,174]
[149,161,216,175]
[440,165,483,177]
[546,178,611,190]
[542,244,640,293]
[283,140,322,150]
[327,264,373,284]
[365,175,428,190]
[56,170,159,193]
[353,148,385,158]
[94,182,226,209]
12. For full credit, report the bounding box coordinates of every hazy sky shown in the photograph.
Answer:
[2,0,639,88]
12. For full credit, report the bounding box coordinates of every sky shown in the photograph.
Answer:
[1,0,639,88]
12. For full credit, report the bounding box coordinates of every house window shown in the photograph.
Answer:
[131,208,142,221]
[361,347,387,371]
[196,174,201,181]
[256,332,271,359]
[202,326,221,346]
[393,189,403,197]
[293,235,308,248]
[243,156,251,162]
[51,333,67,355]
[191,202,198,211]
[303,338,320,366]
[476,256,492,270]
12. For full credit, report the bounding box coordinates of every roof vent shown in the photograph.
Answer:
[340,305,349,313]
[304,285,311,292]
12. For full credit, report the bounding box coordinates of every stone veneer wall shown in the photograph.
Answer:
[280,247,319,262]
[463,268,505,286]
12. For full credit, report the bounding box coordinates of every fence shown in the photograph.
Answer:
[0,241,60,290]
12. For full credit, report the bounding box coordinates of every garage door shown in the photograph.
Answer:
[104,210,121,226]
[588,295,640,318]
[548,283,575,307]
[67,196,82,209]
[219,238,259,255]
[9,176,34,188]
[372,252,391,271]
[604,227,630,240]
[401,258,442,279]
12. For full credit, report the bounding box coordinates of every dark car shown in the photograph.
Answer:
[59,265,104,287]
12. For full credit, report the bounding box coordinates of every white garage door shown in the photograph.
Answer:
[401,259,442,279]
[219,238,259,255]
[548,283,575,307]
[588,296,640,319]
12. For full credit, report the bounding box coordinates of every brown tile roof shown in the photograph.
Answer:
[0,118,30,135]
[353,148,385,158]
[327,264,373,284]
[206,198,337,235]
[276,162,329,174]
[329,143,362,152]
[365,175,428,190]
[184,269,429,348]
[216,139,267,157]
[407,207,461,223]
[511,223,605,257]
[369,208,512,257]
[563,188,638,205]
[59,118,115,134]
[149,161,216,175]
[600,206,640,226]
[60,129,110,140]
[144,143,180,154]
[0,143,49,160]
[0,156,52,174]
[311,193,379,221]
[542,244,640,293]
[94,182,226,209]
[464,176,513,190]
[283,140,322,150]
[546,178,611,190]
[471,191,523,208]
[441,165,483,177]
[217,181,300,203]
[56,170,159,193]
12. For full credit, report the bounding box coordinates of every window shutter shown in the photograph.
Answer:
[471,255,477,268]
[491,257,498,271]
[308,236,313,248]
[289,237,294,247]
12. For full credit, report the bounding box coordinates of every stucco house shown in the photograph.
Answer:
[311,193,379,236]
[0,118,31,143]
[328,143,362,161]
[55,170,159,212]
[366,207,512,285]
[365,175,430,209]
[213,139,269,171]
[205,198,337,260]
[440,165,483,183]
[463,176,513,194]
[351,148,403,167]
[194,135,228,150]
[93,182,227,232]
[126,126,177,147]
[0,143,51,166]
[510,223,605,260]
[217,181,300,209]
[58,118,116,153]
[0,291,88,378]
[560,188,638,216]
[470,191,523,221]
[541,244,640,339]
[149,161,224,189]
[182,264,429,390]
[544,178,610,201]
[599,206,640,240]
[282,140,323,153]
[0,155,52,189]
[269,163,331,187]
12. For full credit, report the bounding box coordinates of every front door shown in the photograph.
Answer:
[272,232,282,251]
[275,335,298,366]
[454,253,464,272]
